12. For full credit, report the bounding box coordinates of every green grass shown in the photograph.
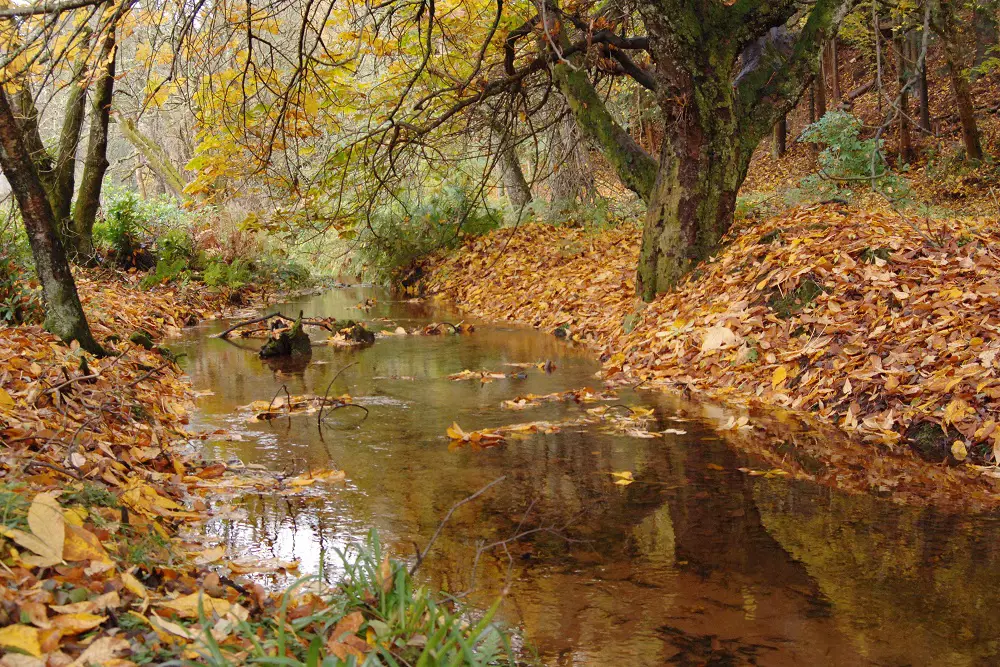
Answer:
[159,530,518,666]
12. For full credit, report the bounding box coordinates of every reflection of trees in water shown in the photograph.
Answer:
[755,479,1000,666]
[178,289,888,664]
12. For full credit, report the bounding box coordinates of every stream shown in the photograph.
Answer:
[175,286,1000,666]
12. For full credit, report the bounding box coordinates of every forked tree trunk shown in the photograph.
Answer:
[637,79,759,299]
[0,87,103,355]
[71,28,118,264]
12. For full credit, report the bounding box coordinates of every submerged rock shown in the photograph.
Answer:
[260,312,312,359]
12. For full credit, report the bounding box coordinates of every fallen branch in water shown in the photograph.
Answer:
[317,362,358,426]
[410,476,506,576]
[215,311,337,339]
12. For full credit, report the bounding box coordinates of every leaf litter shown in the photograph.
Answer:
[425,205,1000,508]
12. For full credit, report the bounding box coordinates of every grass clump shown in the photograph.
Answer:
[158,530,517,666]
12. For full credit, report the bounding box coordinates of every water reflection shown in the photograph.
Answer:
[174,287,1000,666]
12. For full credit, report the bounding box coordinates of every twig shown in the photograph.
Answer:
[317,362,358,426]
[410,476,506,576]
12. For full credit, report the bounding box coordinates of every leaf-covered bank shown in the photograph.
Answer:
[0,277,512,665]
[424,206,1000,507]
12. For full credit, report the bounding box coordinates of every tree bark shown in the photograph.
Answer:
[974,0,999,68]
[71,28,118,263]
[120,117,190,199]
[0,86,103,355]
[829,39,841,101]
[934,0,985,160]
[552,63,657,202]
[772,115,787,158]
[896,30,915,163]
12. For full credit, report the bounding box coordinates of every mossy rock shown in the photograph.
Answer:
[905,420,962,464]
[334,319,375,344]
[759,229,784,245]
[129,329,156,350]
[260,313,312,359]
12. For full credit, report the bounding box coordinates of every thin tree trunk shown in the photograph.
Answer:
[896,30,915,163]
[0,87,103,355]
[918,32,932,132]
[974,0,999,68]
[772,115,787,158]
[815,59,827,119]
[71,28,118,264]
[553,63,657,201]
[549,110,596,205]
[52,31,93,234]
[934,0,985,160]
[120,117,190,199]
[829,39,841,101]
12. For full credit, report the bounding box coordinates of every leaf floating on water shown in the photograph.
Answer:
[611,471,634,486]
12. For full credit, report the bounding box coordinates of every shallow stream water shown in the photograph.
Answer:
[175,287,1000,666]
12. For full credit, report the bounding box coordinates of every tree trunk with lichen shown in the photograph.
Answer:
[71,28,118,265]
[552,63,657,202]
[636,72,761,299]
[0,86,103,355]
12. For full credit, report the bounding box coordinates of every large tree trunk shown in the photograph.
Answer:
[0,86,103,355]
[71,28,118,264]
[637,77,759,299]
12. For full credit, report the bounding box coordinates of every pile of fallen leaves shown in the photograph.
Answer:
[425,205,1000,505]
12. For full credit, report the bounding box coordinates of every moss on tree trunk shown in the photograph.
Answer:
[0,87,103,356]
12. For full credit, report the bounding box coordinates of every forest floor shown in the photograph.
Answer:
[423,203,1000,510]
[0,276,482,665]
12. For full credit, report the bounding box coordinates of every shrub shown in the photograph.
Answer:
[0,253,43,325]
[94,189,149,267]
[351,183,501,285]
[788,111,912,207]
[203,259,251,289]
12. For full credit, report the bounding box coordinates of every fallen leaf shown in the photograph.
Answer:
[0,625,41,658]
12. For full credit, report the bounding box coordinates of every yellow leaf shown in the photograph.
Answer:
[63,524,111,563]
[50,613,107,635]
[446,422,466,440]
[0,387,14,409]
[158,592,231,618]
[951,440,968,461]
[772,365,787,389]
[121,572,148,599]
[68,636,130,667]
[610,471,633,480]
[0,624,42,657]
[194,545,226,565]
